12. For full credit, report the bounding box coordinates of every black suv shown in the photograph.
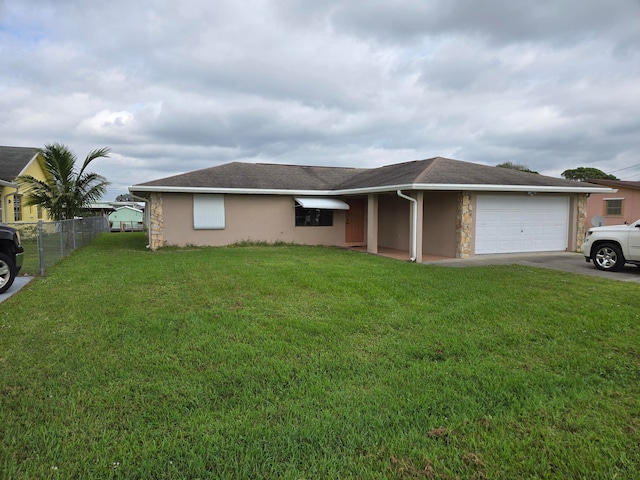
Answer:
[0,224,24,294]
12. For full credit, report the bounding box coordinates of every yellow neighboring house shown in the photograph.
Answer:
[0,146,52,223]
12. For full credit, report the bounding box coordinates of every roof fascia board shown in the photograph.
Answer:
[406,183,616,194]
[17,153,42,177]
[131,183,616,196]
[331,184,617,195]
[0,179,19,188]
[130,186,338,196]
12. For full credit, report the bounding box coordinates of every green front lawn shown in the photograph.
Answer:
[1,233,638,479]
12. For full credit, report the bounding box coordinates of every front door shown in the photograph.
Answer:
[345,198,365,246]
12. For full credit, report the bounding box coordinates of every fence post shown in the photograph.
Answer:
[60,220,64,257]
[38,220,45,276]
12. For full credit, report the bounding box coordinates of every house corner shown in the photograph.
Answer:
[456,191,473,258]
[149,192,164,250]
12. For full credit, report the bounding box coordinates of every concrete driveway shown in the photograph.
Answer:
[425,252,640,283]
[0,276,34,304]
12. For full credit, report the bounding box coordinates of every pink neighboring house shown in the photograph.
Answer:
[585,179,640,227]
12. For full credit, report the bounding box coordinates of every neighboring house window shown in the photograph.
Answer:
[37,205,43,220]
[13,195,22,221]
[193,194,225,229]
[295,207,333,226]
[604,198,623,216]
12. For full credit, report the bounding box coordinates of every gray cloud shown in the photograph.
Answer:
[291,0,640,47]
[1,0,640,199]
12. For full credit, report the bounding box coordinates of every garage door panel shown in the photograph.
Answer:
[476,195,569,254]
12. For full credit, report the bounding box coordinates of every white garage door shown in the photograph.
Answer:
[475,195,569,254]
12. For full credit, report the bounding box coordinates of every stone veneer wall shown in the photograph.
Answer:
[576,193,588,252]
[456,191,473,258]
[149,192,164,251]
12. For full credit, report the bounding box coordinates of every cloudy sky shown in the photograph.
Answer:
[2,0,639,199]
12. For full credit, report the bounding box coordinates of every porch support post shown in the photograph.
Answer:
[415,191,424,263]
[572,194,588,252]
[456,191,473,258]
[366,193,378,254]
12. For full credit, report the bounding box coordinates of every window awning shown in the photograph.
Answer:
[294,197,350,210]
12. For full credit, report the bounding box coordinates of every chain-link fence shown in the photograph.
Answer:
[5,217,110,275]
[111,221,144,232]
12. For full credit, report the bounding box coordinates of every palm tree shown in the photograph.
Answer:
[18,143,110,220]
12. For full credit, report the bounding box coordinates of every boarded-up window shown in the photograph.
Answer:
[193,194,225,229]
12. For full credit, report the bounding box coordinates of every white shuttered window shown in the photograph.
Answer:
[193,194,225,229]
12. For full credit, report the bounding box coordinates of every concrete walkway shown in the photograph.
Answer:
[0,276,34,304]
[425,252,640,283]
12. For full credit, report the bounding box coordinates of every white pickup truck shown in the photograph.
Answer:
[582,219,640,271]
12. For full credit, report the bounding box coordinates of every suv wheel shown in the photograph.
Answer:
[0,252,17,294]
[592,243,625,272]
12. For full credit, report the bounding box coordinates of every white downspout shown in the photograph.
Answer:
[396,190,417,262]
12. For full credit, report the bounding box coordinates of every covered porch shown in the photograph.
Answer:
[345,191,471,262]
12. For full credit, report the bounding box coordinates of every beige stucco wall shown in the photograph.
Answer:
[158,193,346,248]
[377,193,410,250]
[145,189,591,257]
[422,191,458,258]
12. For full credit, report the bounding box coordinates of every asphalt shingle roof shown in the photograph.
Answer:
[583,179,640,190]
[134,156,597,192]
[136,162,365,190]
[0,146,39,183]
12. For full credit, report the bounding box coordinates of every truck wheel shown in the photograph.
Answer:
[592,243,625,272]
[0,252,17,294]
